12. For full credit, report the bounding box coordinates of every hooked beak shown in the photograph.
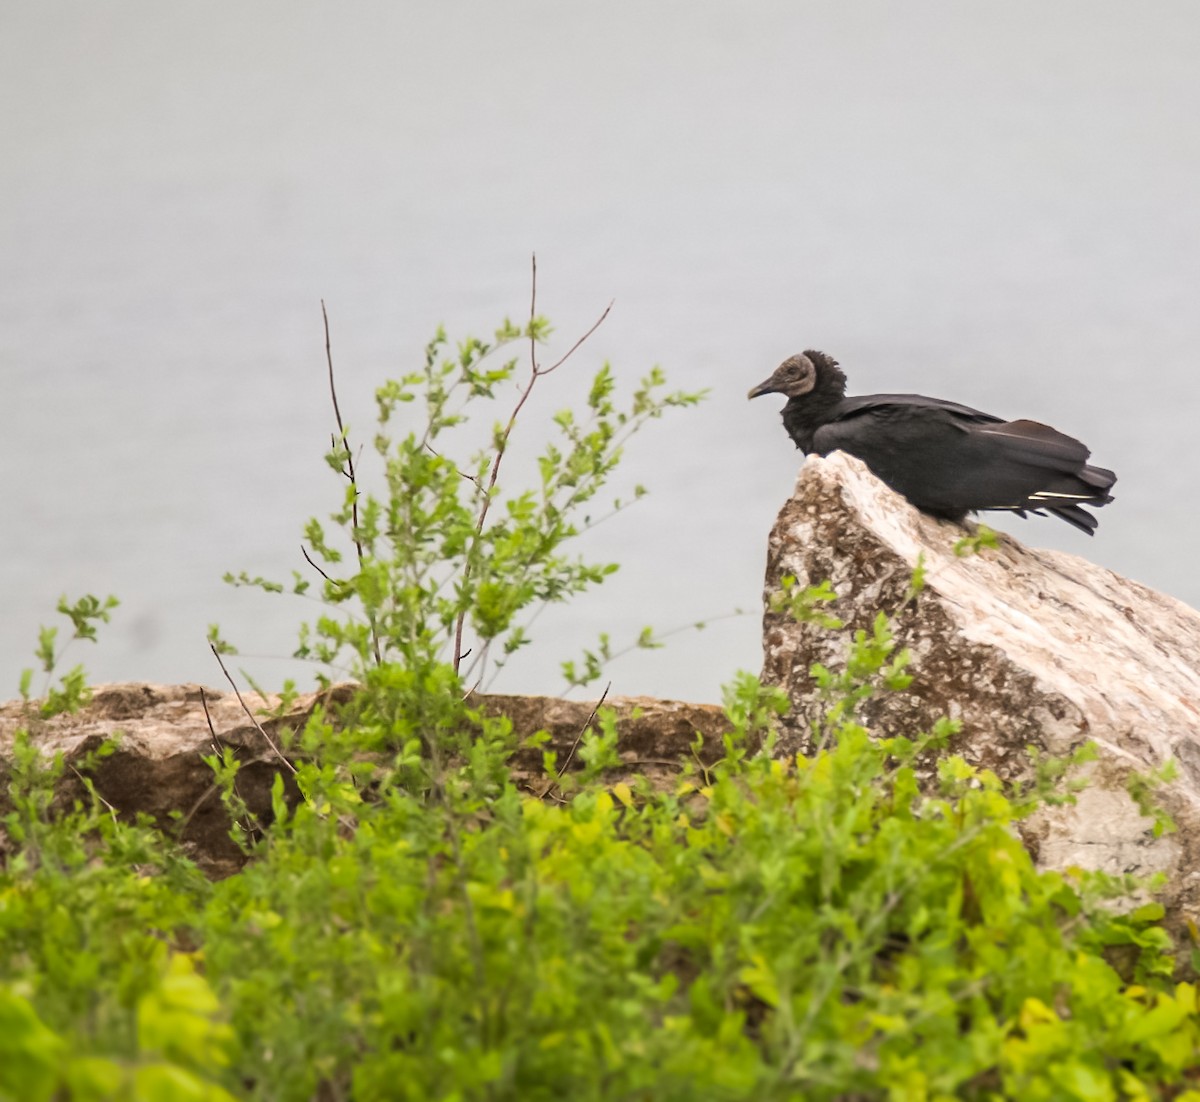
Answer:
[747,377,777,400]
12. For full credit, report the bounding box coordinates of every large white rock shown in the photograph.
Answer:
[760,451,1200,924]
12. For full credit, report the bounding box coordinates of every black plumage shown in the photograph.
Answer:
[748,350,1116,535]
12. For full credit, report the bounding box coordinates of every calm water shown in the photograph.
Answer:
[3,2,1199,703]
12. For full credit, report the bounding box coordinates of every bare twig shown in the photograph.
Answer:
[625,757,711,770]
[177,688,234,839]
[557,609,750,696]
[541,300,613,376]
[301,544,339,585]
[322,303,348,452]
[460,638,492,685]
[529,253,539,373]
[557,681,611,778]
[322,301,382,667]
[522,779,569,804]
[199,686,221,756]
[689,742,714,788]
[425,441,481,488]
[209,643,297,775]
[174,688,237,838]
[528,682,614,802]
[68,764,118,821]
[176,782,221,839]
[451,256,613,674]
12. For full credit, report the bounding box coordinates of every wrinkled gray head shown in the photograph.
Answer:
[747,353,818,400]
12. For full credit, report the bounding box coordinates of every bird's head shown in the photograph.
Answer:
[747,350,844,400]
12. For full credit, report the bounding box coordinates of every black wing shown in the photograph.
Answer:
[829,392,1004,426]
[813,398,1115,534]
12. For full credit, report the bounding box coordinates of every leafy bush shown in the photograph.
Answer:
[3,298,1199,1101]
[218,301,702,696]
[1,726,230,1101]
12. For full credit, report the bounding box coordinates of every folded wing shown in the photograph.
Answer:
[812,400,1116,535]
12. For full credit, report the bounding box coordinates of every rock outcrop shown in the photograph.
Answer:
[761,451,1200,926]
[0,684,727,877]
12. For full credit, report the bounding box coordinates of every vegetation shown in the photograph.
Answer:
[2,295,1198,1101]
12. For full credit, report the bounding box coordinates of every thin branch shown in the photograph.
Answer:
[176,781,221,840]
[523,779,568,805]
[322,300,382,667]
[205,649,358,683]
[529,252,539,374]
[68,764,118,821]
[209,643,297,775]
[301,544,339,585]
[557,681,611,777]
[174,687,240,838]
[529,681,614,802]
[459,630,496,685]
[323,302,349,451]
[451,258,614,675]
[199,686,221,756]
[425,441,481,488]
[560,609,751,696]
[624,757,709,770]
[540,299,613,376]
[577,496,642,534]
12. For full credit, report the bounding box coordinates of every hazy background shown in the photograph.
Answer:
[3,2,1198,704]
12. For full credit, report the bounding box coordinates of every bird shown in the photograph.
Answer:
[748,350,1116,535]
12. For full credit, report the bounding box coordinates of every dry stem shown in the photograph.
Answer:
[451,255,613,674]
[209,643,297,776]
[322,301,383,667]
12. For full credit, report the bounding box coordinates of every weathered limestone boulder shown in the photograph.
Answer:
[0,684,727,878]
[761,451,1200,925]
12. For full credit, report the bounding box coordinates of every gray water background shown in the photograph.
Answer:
[3,2,1198,704]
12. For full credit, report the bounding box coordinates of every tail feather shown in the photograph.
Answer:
[975,423,1115,535]
[1046,504,1101,536]
[1078,463,1117,492]
[993,501,1103,536]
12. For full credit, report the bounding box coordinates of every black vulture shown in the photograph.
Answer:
[748,350,1116,535]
